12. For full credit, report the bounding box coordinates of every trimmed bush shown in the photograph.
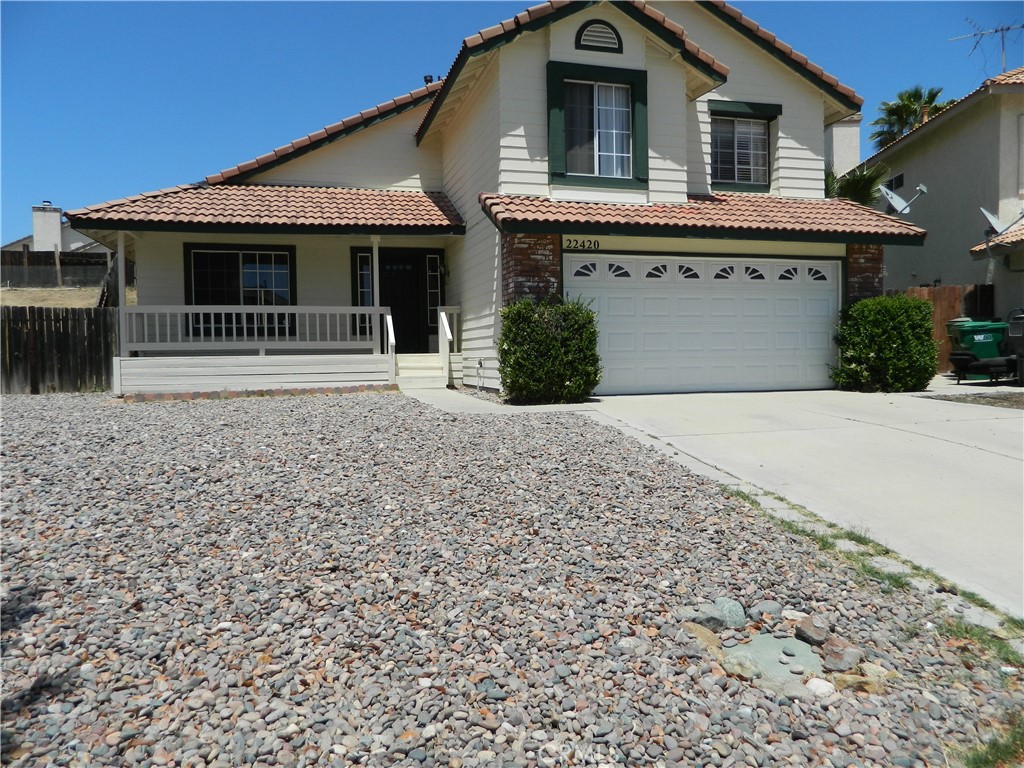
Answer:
[497,297,602,404]
[830,294,938,392]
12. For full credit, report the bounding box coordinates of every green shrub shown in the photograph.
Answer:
[497,297,602,404]
[830,294,938,392]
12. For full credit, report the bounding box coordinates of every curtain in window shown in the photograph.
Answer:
[565,81,630,178]
[596,84,631,178]
[566,82,595,175]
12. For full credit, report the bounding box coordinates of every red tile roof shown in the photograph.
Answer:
[970,221,1024,254]
[65,184,465,234]
[478,192,925,244]
[206,81,445,185]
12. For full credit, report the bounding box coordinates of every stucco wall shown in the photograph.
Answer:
[875,93,1024,317]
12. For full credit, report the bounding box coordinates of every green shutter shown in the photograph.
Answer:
[547,63,567,178]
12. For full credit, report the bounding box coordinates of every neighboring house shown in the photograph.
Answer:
[66,0,923,397]
[857,67,1024,321]
[2,202,112,255]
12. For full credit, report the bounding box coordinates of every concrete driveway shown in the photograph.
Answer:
[586,385,1024,617]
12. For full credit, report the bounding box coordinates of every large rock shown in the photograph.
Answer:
[721,651,762,680]
[677,622,724,662]
[803,677,837,699]
[714,597,747,629]
[822,635,865,672]
[794,616,829,646]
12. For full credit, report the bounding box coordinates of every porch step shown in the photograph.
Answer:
[396,353,447,390]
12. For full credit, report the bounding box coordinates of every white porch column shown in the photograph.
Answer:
[117,231,127,356]
[371,235,381,307]
[371,235,383,354]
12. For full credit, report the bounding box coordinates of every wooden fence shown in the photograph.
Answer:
[894,284,994,373]
[1,306,118,394]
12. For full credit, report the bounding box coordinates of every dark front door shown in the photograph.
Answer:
[379,252,428,354]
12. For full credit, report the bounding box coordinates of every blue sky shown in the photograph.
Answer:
[2,1,1021,242]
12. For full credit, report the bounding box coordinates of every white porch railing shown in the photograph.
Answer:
[122,305,394,358]
[438,305,462,385]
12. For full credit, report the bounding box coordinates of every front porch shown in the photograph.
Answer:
[63,183,468,397]
[112,305,463,395]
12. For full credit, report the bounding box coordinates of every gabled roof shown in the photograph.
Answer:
[416,0,730,143]
[696,1,861,119]
[206,81,445,185]
[863,66,1024,165]
[65,184,465,236]
[479,192,925,245]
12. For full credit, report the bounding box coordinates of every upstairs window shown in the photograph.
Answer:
[711,118,769,186]
[566,81,632,178]
[708,100,781,192]
[548,62,648,189]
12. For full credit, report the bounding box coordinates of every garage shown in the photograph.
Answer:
[563,254,841,394]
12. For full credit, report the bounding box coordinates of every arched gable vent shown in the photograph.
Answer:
[575,20,623,53]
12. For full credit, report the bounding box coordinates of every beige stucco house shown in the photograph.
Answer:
[861,67,1024,321]
[67,0,923,397]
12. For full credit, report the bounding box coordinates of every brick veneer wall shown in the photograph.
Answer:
[501,233,562,305]
[846,243,884,303]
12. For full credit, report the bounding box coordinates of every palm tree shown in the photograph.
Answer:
[868,86,954,150]
[826,162,891,207]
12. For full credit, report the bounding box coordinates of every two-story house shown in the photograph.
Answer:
[66,0,924,397]
[860,66,1024,322]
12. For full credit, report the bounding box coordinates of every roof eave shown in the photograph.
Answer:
[416,0,729,145]
[696,0,861,117]
[62,218,466,238]
[481,214,924,246]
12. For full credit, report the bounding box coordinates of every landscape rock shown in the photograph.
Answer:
[713,597,747,628]
[822,635,866,672]
[795,615,830,646]
[1,391,1019,768]
[746,599,784,621]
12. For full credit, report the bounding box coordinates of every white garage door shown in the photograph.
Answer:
[563,255,840,395]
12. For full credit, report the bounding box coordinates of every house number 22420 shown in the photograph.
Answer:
[564,238,600,250]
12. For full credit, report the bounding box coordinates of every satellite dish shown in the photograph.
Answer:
[978,207,1024,285]
[880,184,927,215]
[980,207,1023,236]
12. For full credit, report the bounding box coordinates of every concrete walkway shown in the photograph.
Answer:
[403,379,1023,617]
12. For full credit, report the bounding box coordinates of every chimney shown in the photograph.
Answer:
[31,201,63,253]
[920,104,930,124]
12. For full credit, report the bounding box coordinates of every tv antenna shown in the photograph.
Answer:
[949,20,1024,72]
[879,184,927,215]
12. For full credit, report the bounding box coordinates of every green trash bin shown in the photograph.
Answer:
[946,319,1009,359]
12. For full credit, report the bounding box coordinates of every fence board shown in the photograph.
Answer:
[893,284,994,373]
[0,306,119,393]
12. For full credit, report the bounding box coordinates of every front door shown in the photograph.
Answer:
[380,253,428,353]
[352,247,443,355]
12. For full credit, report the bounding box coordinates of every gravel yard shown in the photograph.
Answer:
[2,392,1021,767]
